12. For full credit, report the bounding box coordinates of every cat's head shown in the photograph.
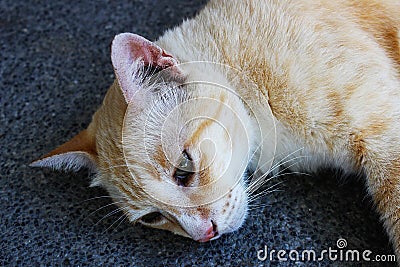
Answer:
[32,33,258,242]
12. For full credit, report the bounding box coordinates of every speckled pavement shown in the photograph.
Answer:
[0,0,396,266]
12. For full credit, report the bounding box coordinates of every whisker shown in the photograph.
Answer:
[102,211,129,234]
[248,182,283,203]
[248,147,305,182]
[245,171,276,194]
[246,154,307,194]
[247,203,272,211]
[95,205,128,226]
[82,200,127,222]
[113,214,129,230]
[247,198,278,211]
[246,170,277,195]
[247,170,311,209]
[276,171,311,178]
[248,188,283,204]
[246,148,305,189]
[80,195,127,204]
[247,203,272,207]
[228,127,282,192]
[248,169,311,202]
[247,158,304,196]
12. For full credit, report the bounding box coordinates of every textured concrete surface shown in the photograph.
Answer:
[0,0,396,266]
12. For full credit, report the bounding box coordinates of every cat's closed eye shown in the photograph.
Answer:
[173,150,194,187]
[140,212,164,225]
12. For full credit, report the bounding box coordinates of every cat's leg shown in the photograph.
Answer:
[366,170,400,258]
[354,131,400,259]
[366,169,400,261]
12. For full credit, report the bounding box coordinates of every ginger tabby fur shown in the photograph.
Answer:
[32,0,400,260]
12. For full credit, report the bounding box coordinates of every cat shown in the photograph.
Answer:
[31,0,400,260]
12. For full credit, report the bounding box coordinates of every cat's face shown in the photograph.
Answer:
[32,33,258,242]
[92,40,261,241]
[109,80,252,241]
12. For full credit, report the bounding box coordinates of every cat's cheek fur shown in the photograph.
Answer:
[210,185,249,236]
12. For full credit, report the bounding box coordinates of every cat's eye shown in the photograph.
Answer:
[173,150,195,186]
[139,212,164,225]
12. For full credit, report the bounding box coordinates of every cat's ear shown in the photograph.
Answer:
[111,32,183,103]
[30,129,97,172]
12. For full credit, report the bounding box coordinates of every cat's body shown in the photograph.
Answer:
[32,0,400,259]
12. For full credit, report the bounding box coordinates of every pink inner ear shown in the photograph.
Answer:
[111,33,182,103]
[128,37,178,69]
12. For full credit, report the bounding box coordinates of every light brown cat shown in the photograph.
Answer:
[32,0,400,260]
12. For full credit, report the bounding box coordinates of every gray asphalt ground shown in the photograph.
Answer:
[0,0,396,266]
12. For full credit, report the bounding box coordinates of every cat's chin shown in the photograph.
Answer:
[216,205,248,238]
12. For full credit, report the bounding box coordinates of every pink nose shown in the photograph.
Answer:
[198,221,218,242]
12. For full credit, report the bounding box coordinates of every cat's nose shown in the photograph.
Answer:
[198,220,218,242]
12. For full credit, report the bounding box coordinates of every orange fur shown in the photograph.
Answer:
[33,0,400,258]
